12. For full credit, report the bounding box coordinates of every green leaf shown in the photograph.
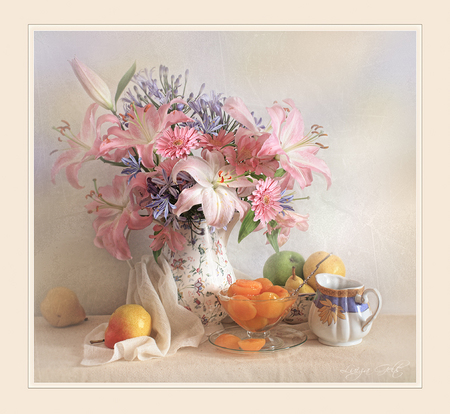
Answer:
[266,228,280,253]
[238,209,260,243]
[268,219,278,228]
[153,248,162,263]
[274,168,286,178]
[114,61,137,106]
[250,172,265,180]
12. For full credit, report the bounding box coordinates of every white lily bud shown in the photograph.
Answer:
[69,57,114,111]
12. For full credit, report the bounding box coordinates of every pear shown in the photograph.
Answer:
[284,268,316,293]
[104,304,152,349]
[285,273,304,291]
[40,287,86,327]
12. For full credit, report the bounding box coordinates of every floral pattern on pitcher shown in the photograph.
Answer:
[163,222,236,326]
[317,298,346,326]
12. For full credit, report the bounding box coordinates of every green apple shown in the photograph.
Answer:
[263,251,305,286]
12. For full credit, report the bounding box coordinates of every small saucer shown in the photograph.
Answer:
[208,325,308,354]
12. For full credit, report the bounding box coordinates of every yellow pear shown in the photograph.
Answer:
[284,274,304,291]
[104,304,152,349]
[285,273,316,293]
[303,251,346,290]
[40,287,86,327]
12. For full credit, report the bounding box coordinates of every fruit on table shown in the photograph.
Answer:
[237,338,266,351]
[214,333,266,351]
[215,333,241,350]
[263,251,305,286]
[104,304,152,349]
[284,268,316,293]
[303,251,346,290]
[40,287,86,327]
[221,279,296,332]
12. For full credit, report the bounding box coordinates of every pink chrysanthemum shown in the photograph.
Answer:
[248,177,283,225]
[155,126,201,159]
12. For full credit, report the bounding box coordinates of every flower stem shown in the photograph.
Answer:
[99,157,126,167]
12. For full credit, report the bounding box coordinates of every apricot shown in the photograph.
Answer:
[254,292,285,319]
[215,333,241,350]
[267,285,290,298]
[228,295,257,321]
[231,279,262,297]
[254,278,273,293]
[238,338,266,351]
[227,284,238,297]
[239,315,268,332]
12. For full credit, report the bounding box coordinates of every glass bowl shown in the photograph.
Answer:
[216,288,301,350]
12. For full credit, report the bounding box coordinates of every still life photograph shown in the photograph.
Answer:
[32,27,419,386]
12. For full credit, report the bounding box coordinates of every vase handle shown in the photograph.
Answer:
[219,212,240,246]
[361,288,382,332]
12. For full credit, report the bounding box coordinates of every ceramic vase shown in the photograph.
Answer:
[162,215,239,327]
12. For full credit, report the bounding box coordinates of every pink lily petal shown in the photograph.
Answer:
[223,97,260,133]
[127,208,153,230]
[172,157,215,188]
[93,211,132,260]
[69,57,113,110]
[257,134,284,158]
[266,103,286,139]
[149,224,187,252]
[201,186,236,228]
[279,105,305,150]
[286,149,332,189]
[172,184,204,216]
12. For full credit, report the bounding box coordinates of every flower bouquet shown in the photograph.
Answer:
[51,58,332,264]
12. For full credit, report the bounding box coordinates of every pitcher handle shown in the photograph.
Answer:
[361,288,382,332]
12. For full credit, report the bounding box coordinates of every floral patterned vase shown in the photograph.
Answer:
[162,215,239,328]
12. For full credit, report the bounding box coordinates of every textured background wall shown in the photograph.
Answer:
[33,29,418,316]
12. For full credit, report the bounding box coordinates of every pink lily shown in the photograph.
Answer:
[171,151,253,228]
[149,224,187,252]
[51,103,118,189]
[98,100,192,169]
[69,57,114,111]
[223,97,262,135]
[85,174,153,260]
[265,210,309,247]
[258,99,332,190]
[226,127,278,177]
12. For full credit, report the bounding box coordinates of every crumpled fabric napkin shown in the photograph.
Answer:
[81,255,205,366]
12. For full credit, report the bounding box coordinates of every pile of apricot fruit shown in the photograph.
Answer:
[215,278,297,351]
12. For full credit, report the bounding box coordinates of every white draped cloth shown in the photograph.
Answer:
[81,255,206,366]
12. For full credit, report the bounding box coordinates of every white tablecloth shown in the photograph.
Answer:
[32,314,417,385]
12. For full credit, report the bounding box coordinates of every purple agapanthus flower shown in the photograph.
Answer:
[146,193,177,220]
[151,169,178,198]
[121,151,142,183]
[279,190,295,214]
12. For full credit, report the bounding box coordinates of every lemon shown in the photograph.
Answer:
[303,251,346,290]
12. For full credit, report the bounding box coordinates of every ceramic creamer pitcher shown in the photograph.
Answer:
[308,273,382,346]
